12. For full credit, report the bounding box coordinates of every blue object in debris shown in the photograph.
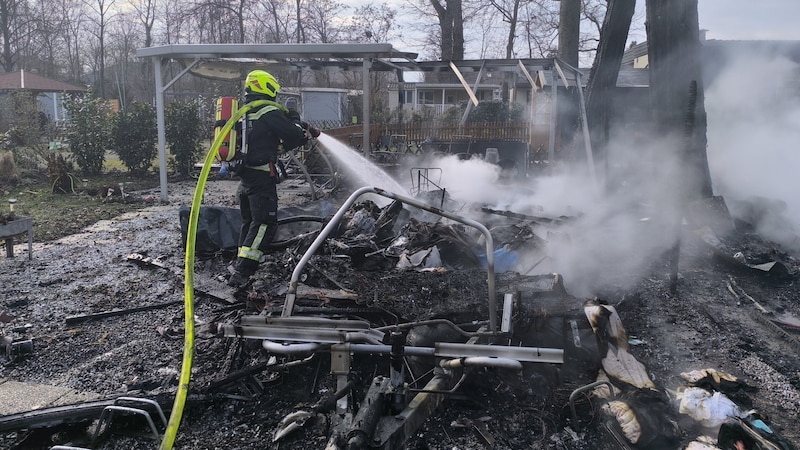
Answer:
[478,246,519,272]
[751,419,773,434]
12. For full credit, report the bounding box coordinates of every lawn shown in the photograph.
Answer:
[1,149,167,242]
[2,172,162,242]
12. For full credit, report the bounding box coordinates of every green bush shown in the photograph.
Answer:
[440,102,467,124]
[165,100,205,177]
[467,100,512,123]
[64,94,111,175]
[112,102,157,176]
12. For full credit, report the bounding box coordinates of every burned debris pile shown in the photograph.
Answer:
[2,183,800,450]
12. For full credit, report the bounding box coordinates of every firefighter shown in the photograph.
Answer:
[227,70,320,288]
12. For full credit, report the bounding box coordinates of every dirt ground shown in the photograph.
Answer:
[1,175,799,450]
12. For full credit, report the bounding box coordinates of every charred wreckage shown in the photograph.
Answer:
[1,183,798,450]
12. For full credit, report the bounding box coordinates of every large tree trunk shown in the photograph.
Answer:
[430,0,464,61]
[557,0,581,68]
[451,0,464,59]
[585,0,636,178]
[646,0,712,198]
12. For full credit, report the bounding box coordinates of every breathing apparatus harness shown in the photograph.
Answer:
[221,98,291,178]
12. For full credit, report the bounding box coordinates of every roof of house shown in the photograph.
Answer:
[0,70,86,92]
[531,67,649,89]
[621,41,649,67]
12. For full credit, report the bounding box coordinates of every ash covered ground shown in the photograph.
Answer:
[1,172,800,450]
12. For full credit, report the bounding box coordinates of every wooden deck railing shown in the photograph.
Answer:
[324,122,533,150]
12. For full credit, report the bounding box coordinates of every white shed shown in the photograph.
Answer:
[300,87,349,123]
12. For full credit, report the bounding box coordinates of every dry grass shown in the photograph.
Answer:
[1,172,161,242]
[0,151,18,184]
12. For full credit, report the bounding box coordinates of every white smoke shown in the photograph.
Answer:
[400,51,800,296]
[705,52,800,254]
[415,146,685,297]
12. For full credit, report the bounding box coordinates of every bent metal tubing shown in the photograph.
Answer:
[281,186,498,332]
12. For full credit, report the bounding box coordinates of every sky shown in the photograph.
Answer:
[626,1,800,44]
[695,0,800,41]
[384,1,800,57]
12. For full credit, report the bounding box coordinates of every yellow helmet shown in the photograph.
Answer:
[244,70,280,97]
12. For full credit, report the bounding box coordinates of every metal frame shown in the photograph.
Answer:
[135,44,595,202]
[281,186,499,330]
[135,43,419,202]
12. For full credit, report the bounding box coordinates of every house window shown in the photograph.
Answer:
[445,94,455,104]
[419,91,434,105]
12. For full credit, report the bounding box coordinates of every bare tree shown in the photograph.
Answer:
[344,3,399,45]
[0,0,29,72]
[25,0,68,77]
[430,0,464,60]
[294,0,304,43]
[486,0,523,59]
[303,0,345,44]
[157,0,189,44]
[471,0,610,63]
[128,0,156,48]
[585,0,636,172]
[254,0,295,43]
[84,0,117,97]
[516,1,557,58]
[190,0,247,43]
[59,0,87,82]
[108,12,132,107]
[127,0,156,100]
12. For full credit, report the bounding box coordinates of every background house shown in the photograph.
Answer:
[0,70,86,125]
[390,82,502,118]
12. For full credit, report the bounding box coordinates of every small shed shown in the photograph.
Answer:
[0,70,86,123]
[298,87,350,125]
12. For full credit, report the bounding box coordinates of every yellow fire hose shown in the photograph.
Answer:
[159,100,271,450]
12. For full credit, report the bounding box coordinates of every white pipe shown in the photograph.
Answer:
[262,340,322,354]
[439,357,522,371]
[345,332,383,345]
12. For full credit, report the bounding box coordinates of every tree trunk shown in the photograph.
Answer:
[646,0,712,198]
[585,0,635,176]
[451,0,464,60]
[557,0,581,68]
[504,0,520,59]
[430,0,464,61]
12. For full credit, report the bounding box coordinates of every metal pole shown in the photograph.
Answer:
[574,70,597,186]
[362,58,371,158]
[282,186,498,332]
[154,57,168,203]
[548,70,558,165]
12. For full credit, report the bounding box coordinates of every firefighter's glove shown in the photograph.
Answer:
[306,125,321,139]
[287,110,302,123]
[214,119,227,128]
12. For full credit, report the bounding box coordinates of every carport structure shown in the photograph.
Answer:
[135,43,419,202]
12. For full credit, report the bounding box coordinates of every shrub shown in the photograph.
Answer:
[440,102,467,124]
[64,94,112,175]
[467,100,510,123]
[165,100,205,177]
[112,102,157,176]
[0,151,18,184]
